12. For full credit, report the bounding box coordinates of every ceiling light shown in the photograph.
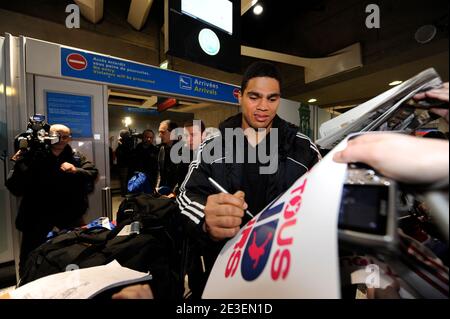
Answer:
[308,98,317,103]
[123,117,132,127]
[198,28,221,56]
[253,4,263,15]
[389,81,403,86]
[5,86,15,96]
[415,25,437,44]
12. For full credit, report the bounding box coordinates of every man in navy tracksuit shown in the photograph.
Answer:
[176,61,321,297]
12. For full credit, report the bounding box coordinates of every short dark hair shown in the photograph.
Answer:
[142,129,154,136]
[184,120,205,133]
[240,61,283,93]
[119,129,130,138]
[160,119,178,132]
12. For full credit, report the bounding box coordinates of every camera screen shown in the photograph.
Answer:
[338,185,389,235]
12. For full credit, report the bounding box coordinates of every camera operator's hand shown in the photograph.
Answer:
[60,162,77,174]
[11,150,25,162]
[333,133,449,184]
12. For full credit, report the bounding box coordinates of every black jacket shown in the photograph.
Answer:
[176,113,321,254]
[157,141,181,193]
[6,145,98,232]
[132,142,158,191]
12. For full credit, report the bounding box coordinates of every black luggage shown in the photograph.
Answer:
[20,195,184,299]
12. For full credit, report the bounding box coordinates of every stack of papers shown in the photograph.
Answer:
[316,68,443,149]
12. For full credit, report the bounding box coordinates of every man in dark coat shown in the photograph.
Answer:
[6,124,98,276]
[131,129,158,193]
[156,120,181,195]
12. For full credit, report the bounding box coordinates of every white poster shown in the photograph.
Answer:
[203,139,350,298]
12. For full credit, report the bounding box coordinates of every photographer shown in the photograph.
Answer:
[6,124,98,276]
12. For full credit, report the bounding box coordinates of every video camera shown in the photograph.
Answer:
[14,114,60,154]
[120,127,141,150]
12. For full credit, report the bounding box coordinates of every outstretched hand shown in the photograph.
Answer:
[333,133,449,184]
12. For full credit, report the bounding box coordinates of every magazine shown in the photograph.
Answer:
[316,68,443,149]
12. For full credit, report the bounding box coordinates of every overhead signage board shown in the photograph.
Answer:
[61,48,239,105]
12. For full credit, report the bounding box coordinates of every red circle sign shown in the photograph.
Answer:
[233,88,240,99]
[66,53,87,71]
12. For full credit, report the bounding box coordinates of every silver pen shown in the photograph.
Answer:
[208,177,254,218]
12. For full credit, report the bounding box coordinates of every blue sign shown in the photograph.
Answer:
[61,48,240,105]
[46,92,93,138]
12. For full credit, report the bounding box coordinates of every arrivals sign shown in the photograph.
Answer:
[203,141,348,298]
[61,48,239,105]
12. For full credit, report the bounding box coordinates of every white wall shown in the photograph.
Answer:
[277,98,300,126]
[190,104,240,129]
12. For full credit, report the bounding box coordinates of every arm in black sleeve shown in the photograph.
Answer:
[294,132,322,169]
[5,161,29,196]
[175,138,219,245]
[5,150,40,196]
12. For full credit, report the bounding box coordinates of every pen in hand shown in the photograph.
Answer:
[208,177,254,218]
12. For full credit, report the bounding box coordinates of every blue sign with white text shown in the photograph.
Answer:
[46,92,93,138]
[61,48,240,105]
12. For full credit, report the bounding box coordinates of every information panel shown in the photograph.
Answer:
[61,48,240,105]
[46,91,93,138]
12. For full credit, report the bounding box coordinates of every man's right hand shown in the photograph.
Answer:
[203,191,248,241]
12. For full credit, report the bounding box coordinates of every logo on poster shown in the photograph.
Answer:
[224,178,309,282]
[241,221,277,281]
